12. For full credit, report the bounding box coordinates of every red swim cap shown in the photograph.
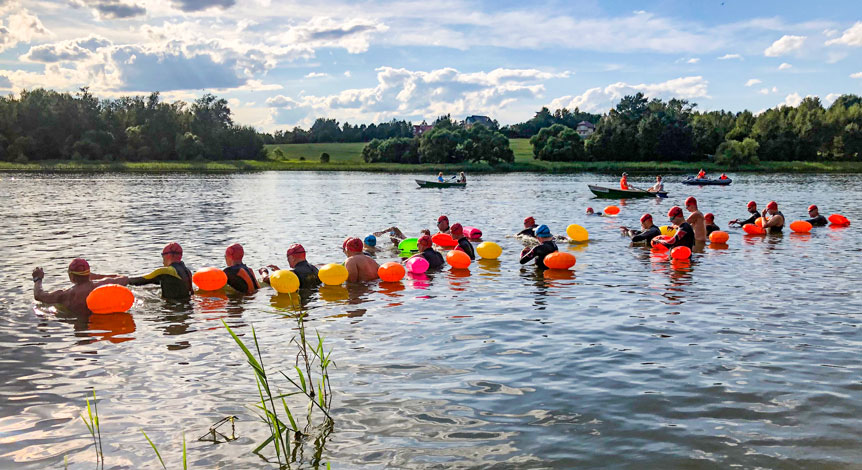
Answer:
[345,237,363,253]
[767,201,778,211]
[68,258,90,276]
[225,243,244,260]
[668,206,683,218]
[450,223,463,235]
[747,200,756,209]
[808,204,818,212]
[705,212,714,221]
[640,213,652,223]
[417,234,432,247]
[685,196,697,208]
[524,216,536,227]
[161,242,182,257]
[437,215,449,224]
[585,207,594,213]
[286,243,305,256]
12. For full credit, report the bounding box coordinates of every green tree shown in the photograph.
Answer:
[529,124,586,161]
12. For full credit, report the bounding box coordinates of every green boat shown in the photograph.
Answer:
[416,179,466,188]
[588,184,667,199]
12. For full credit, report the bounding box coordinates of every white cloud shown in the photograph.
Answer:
[343,70,351,77]
[778,62,792,70]
[0,7,50,53]
[780,92,803,107]
[823,28,838,37]
[825,93,841,105]
[0,74,11,89]
[548,76,709,113]
[686,57,700,64]
[278,17,389,54]
[758,86,778,95]
[745,78,762,86]
[825,22,862,46]
[718,53,742,60]
[764,35,806,56]
[21,35,111,63]
[304,72,328,78]
[851,72,862,79]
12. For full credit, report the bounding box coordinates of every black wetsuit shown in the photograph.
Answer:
[519,240,559,269]
[456,237,476,260]
[291,260,320,289]
[665,222,695,249]
[706,223,720,235]
[631,225,661,244]
[737,212,759,226]
[224,263,260,294]
[517,228,536,238]
[420,248,445,269]
[129,261,193,299]
[806,214,828,227]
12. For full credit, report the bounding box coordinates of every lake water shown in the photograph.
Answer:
[0,172,860,469]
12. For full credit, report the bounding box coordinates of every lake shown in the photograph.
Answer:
[0,171,860,469]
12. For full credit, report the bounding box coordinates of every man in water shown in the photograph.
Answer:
[805,205,828,226]
[517,216,539,238]
[450,223,476,260]
[585,207,603,216]
[729,201,759,226]
[762,201,785,233]
[519,225,559,269]
[261,244,320,289]
[657,207,695,250]
[32,258,128,315]
[436,215,451,234]
[344,237,380,282]
[685,196,707,242]
[128,242,193,299]
[411,234,444,269]
[363,235,378,255]
[620,172,629,190]
[621,213,661,245]
[647,175,664,193]
[223,243,259,294]
[704,213,720,235]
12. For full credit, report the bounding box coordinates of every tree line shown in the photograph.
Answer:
[261,118,416,144]
[0,88,265,162]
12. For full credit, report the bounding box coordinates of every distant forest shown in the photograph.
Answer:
[0,87,859,164]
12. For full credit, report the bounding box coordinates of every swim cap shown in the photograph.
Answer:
[668,206,683,218]
[640,213,652,223]
[585,207,594,213]
[161,242,182,257]
[704,212,714,221]
[286,243,305,256]
[685,196,697,208]
[524,216,537,227]
[345,237,363,253]
[364,235,377,247]
[68,258,90,276]
[808,204,818,212]
[747,200,756,209]
[225,243,244,260]
[450,223,463,235]
[417,234,432,247]
[437,215,449,224]
[535,225,551,238]
[767,201,778,211]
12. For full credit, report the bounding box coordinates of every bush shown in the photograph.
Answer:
[530,124,586,161]
[272,148,284,159]
[320,152,330,163]
[299,156,305,161]
[715,138,760,168]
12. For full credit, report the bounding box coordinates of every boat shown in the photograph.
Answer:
[416,179,466,188]
[588,185,668,199]
[681,177,732,186]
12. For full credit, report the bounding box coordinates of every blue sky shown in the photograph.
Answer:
[1,0,860,131]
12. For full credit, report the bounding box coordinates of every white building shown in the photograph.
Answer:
[576,121,596,139]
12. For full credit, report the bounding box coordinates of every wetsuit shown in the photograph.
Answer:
[455,237,476,260]
[806,214,828,227]
[706,223,720,235]
[765,211,784,233]
[517,228,536,238]
[420,248,445,269]
[737,212,758,226]
[519,240,559,269]
[129,261,193,299]
[291,260,320,289]
[631,225,661,244]
[665,222,695,249]
[224,263,260,294]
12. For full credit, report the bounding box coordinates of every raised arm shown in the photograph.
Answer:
[31,268,68,305]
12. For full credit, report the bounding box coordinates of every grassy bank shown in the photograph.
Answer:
[1,140,860,173]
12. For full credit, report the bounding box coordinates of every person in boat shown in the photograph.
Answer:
[437,172,444,183]
[519,225,559,269]
[805,205,828,227]
[260,243,320,289]
[32,258,128,315]
[647,175,664,193]
[656,207,695,250]
[719,173,729,180]
[409,234,445,269]
[343,237,380,282]
[127,242,193,300]
[363,235,378,255]
[729,201,759,226]
[223,243,259,294]
[620,172,629,190]
[436,215,451,234]
[457,172,467,184]
[685,196,707,242]
[704,213,720,235]
[761,201,785,233]
[517,216,539,238]
[621,213,661,245]
[585,207,603,216]
[450,223,476,260]
[696,169,706,179]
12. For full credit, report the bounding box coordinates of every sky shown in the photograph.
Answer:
[1,0,861,131]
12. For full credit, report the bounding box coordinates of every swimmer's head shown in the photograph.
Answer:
[225,243,244,265]
[161,242,183,265]
[417,234,432,250]
[364,235,377,247]
[344,237,363,254]
[68,258,90,284]
[585,207,594,215]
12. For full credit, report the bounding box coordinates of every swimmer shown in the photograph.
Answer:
[517,216,539,238]
[363,235,378,255]
[343,237,380,282]
[761,201,785,233]
[261,243,320,289]
[128,242,193,299]
[685,196,707,242]
[450,223,476,260]
[704,213,720,235]
[729,201,759,227]
[805,205,828,227]
[223,243,259,294]
[656,207,695,250]
[621,213,661,245]
[585,207,603,216]
[436,215,451,234]
[519,225,559,269]
[32,258,128,315]
[409,234,444,269]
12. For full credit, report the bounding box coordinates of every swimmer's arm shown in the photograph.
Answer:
[90,273,120,280]
[519,246,536,264]
[96,276,128,286]
[128,267,177,286]
[344,258,359,283]
[33,280,67,304]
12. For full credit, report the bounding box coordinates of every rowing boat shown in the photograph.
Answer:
[588,185,667,199]
[681,177,732,186]
[416,180,466,188]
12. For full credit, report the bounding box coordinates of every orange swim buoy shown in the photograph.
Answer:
[670,246,691,260]
[604,205,620,216]
[755,217,764,228]
[543,251,576,270]
[446,250,471,269]
[743,223,766,235]
[789,220,813,233]
[828,214,850,226]
[709,231,729,244]
[86,284,135,314]
[192,267,228,291]
[432,232,457,248]
[650,235,673,252]
[378,262,406,282]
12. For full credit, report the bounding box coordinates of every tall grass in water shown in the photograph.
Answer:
[79,390,103,469]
